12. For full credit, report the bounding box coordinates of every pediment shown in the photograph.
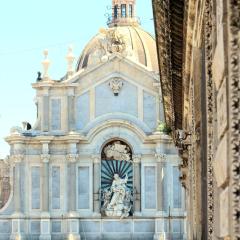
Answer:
[65,54,160,93]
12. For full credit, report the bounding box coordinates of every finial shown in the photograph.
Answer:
[66,45,75,77]
[41,49,51,81]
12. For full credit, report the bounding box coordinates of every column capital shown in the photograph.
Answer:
[155,153,166,162]
[91,154,101,164]
[66,154,79,163]
[41,154,50,163]
[11,154,24,163]
[132,154,141,163]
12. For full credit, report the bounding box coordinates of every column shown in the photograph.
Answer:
[133,155,141,215]
[10,154,26,240]
[67,140,80,240]
[68,95,75,131]
[92,155,101,216]
[40,141,51,240]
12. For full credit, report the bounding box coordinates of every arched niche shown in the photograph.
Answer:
[100,139,133,217]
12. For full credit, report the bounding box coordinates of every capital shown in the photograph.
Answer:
[91,155,101,164]
[41,154,50,163]
[66,154,79,163]
[11,154,24,163]
[155,153,166,162]
[132,154,141,163]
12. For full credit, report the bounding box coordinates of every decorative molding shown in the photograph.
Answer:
[228,0,240,238]
[109,77,124,96]
[205,0,215,237]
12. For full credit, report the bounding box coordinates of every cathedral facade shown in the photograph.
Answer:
[0,1,185,239]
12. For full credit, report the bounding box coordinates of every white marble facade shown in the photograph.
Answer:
[0,2,186,239]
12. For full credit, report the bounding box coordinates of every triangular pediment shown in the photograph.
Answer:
[65,54,160,93]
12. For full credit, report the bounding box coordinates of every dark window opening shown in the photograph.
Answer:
[114,5,118,19]
[121,4,126,18]
[129,4,133,17]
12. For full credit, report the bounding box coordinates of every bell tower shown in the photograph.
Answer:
[108,0,139,27]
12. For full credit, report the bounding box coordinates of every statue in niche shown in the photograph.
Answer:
[103,173,132,218]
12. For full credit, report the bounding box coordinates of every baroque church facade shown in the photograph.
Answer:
[0,0,185,239]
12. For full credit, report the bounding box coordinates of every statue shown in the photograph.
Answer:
[104,173,132,218]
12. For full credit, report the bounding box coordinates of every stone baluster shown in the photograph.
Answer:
[133,154,141,215]
[92,155,101,216]
[40,141,51,240]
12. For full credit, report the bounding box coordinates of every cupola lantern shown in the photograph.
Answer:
[108,0,139,27]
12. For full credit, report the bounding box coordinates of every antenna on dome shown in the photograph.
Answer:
[107,0,139,27]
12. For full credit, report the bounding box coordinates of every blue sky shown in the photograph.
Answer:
[0,0,154,158]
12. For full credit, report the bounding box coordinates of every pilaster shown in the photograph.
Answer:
[92,155,101,216]
[133,154,141,215]
[155,153,166,214]
[40,141,51,240]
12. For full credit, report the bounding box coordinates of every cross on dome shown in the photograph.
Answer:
[108,0,139,27]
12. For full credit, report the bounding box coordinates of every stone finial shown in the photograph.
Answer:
[42,49,51,80]
[66,45,75,77]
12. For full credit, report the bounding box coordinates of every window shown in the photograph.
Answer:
[129,4,133,18]
[114,5,118,19]
[121,4,126,18]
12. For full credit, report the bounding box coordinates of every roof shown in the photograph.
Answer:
[152,0,184,129]
[76,26,159,72]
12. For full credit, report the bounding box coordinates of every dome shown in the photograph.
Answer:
[76,26,158,72]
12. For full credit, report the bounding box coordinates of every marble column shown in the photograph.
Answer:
[133,155,141,215]
[66,142,80,240]
[10,154,26,240]
[155,154,166,213]
[40,141,51,240]
[92,155,101,216]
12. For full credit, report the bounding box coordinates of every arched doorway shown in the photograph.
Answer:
[100,140,133,218]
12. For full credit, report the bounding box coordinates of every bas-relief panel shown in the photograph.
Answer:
[76,92,90,130]
[143,91,157,130]
[95,81,138,117]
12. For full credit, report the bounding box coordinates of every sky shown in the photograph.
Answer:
[0,0,154,158]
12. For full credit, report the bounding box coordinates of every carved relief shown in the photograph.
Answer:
[109,78,123,96]
[103,141,131,161]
